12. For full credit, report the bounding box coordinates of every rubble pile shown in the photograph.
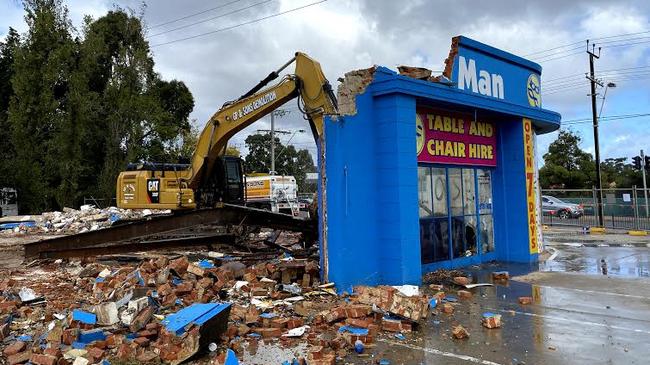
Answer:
[0,253,442,365]
[0,205,170,236]
[0,245,518,365]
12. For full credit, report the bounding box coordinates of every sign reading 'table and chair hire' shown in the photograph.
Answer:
[416,108,497,166]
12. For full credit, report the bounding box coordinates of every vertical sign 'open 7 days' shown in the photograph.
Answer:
[523,118,538,254]
[416,108,497,166]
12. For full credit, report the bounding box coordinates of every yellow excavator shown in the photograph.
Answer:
[116,52,338,210]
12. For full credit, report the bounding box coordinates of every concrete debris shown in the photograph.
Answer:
[0,205,170,236]
[336,66,376,116]
[355,285,430,321]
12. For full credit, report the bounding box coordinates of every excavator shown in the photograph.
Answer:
[116,52,338,210]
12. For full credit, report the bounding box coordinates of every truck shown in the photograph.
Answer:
[245,175,308,216]
[115,52,338,212]
[0,188,18,217]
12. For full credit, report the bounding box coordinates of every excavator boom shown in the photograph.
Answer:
[116,52,337,210]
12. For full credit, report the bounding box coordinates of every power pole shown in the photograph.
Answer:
[258,109,290,175]
[586,41,604,227]
[642,150,649,218]
[270,112,275,175]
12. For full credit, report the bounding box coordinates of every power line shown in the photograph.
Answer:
[147,0,244,29]
[147,0,273,38]
[151,0,327,47]
[562,112,650,125]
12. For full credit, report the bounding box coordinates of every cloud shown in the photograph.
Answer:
[2,0,650,164]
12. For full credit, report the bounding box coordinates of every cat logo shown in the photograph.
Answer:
[147,179,160,203]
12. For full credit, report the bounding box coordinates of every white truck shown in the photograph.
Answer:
[245,175,308,217]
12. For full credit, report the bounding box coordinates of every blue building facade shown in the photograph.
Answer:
[319,36,561,290]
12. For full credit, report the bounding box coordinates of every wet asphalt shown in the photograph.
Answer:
[350,233,650,365]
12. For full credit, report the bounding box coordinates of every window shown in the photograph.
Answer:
[419,165,495,264]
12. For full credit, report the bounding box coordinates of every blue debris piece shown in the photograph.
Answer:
[248,333,261,338]
[224,349,239,365]
[101,360,111,365]
[72,341,87,349]
[443,295,458,303]
[354,339,364,354]
[483,312,495,318]
[95,277,105,283]
[172,277,183,286]
[394,333,406,340]
[0,222,36,230]
[163,303,232,336]
[198,259,215,269]
[72,309,97,325]
[259,312,276,319]
[379,359,391,365]
[175,298,183,306]
[134,270,145,286]
[429,298,438,308]
[126,333,137,340]
[338,326,369,336]
[109,213,121,224]
[79,329,106,344]
[17,335,32,341]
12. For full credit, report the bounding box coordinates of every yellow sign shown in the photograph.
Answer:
[527,74,541,107]
[523,118,538,254]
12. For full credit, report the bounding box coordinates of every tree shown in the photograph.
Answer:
[8,0,77,212]
[539,130,595,189]
[3,3,195,213]
[0,28,20,189]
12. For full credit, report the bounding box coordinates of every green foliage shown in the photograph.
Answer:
[539,129,642,189]
[244,133,315,192]
[1,2,194,213]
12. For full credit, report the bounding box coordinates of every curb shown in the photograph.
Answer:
[628,230,648,236]
[589,227,606,234]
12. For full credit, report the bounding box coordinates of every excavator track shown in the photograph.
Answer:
[24,204,316,259]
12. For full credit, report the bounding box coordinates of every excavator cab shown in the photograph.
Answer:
[195,156,245,208]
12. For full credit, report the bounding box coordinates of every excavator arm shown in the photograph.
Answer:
[116,52,337,210]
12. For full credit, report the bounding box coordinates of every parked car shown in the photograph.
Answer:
[541,195,584,219]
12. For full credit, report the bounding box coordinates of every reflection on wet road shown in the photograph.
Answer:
[364,245,650,365]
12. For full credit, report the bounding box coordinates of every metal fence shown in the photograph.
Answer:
[541,187,650,230]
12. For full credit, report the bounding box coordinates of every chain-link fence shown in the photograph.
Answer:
[541,187,650,230]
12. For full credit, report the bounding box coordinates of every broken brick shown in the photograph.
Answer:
[452,325,469,339]
[457,290,473,300]
[7,351,32,365]
[3,341,26,357]
[257,327,282,338]
[519,296,533,305]
[453,276,470,286]
[29,354,57,365]
[440,303,455,314]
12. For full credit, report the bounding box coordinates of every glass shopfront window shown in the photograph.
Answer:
[419,165,495,264]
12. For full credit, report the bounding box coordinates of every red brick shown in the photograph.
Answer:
[7,350,31,365]
[30,354,57,365]
[381,318,411,332]
[457,290,473,300]
[519,296,533,305]
[168,256,189,275]
[3,341,26,356]
[173,281,194,295]
[133,336,150,347]
[257,327,282,338]
[344,318,372,328]
[136,351,158,362]
[440,303,454,314]
[42,348,61,358]
[453,276,470,286]
[452,325,469,339]
[286,318,305,329]
[116,343,134,360]
[87,347,105,361]
[62,328,78,345]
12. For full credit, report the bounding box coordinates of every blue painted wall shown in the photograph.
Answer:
[321,37,558,289]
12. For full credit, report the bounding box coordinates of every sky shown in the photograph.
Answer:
[2,0,650,165]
